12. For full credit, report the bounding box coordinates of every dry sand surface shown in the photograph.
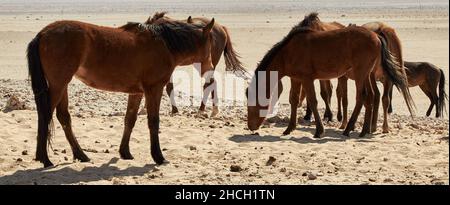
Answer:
[0,0,448,184]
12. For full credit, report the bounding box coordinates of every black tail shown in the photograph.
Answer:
[378,33,416,116]
[27,34,53,167]
[222,26,249,80]
[438,68,448,117]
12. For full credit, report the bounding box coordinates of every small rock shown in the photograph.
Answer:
[266,156,276,166]
[153,167,160,172]
[408,123,420,129]
[64,156,68,161]
[104,149,109,153]
[383,178,393,183]
[307,173,317,180]
[16,158,23,162]
[302,172,308,176]
[22,150,28,155]
[109,125,114,128]
[230,165,243,172]
[383,157,388,162]
[280,168,287,172]
[61,149,67,154]
[189,146,197,151]
[369,178,377,182]
[317,172,324,176]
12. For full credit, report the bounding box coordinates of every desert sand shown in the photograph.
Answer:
[0,0,448,185]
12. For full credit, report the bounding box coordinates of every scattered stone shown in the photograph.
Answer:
[383,157,388,162]
[189,145,197,151]
[408,123,420,129]
[104,149,109,153]
[209,124,216,128]
[280,168,287,172]
[307,173,317,180]
[109,125,114,128]
[383,178,393,183]
[64,156,68,161]
[266,156,276,166]
[369,178,377,182]
[3,95,28,112]
[230,165,243,172]
[341,14,346,17]
[317,172,324,177]
[16,158,23,162]
[61,149,67,154]
[153,167,160,172]
[21,150,28,155]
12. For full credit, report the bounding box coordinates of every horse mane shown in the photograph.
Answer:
[255,13,316,72]
[146,11,168,24]
[119,20,203,55]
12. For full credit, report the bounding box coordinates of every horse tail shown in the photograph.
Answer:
[378,33,416,116]
[27,34,53,165]
[222,26,249,79]
[438,68,448,117]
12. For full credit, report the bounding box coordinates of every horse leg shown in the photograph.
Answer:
[165,82,179,114]
[359,77,374,138]
[420,85,434,117]
[338,76,349,129]
[119,94,143,160]
[336,78,343,122]
[343,80,365,137]
[210,76,219,117]
[381,80,392,133]
[388,87,393,114]
[303,102,312,122]
[144,85,166,165]
[371,75,381,133]
[320,80,333,122]
[283,79,301,135]
[303,80,324,138]
[56,88,90,162]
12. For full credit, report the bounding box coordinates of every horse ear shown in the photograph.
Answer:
[187,16,193,23]
[203,18,215,35]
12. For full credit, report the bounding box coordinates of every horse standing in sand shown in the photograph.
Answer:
[146,12,247,117]
[389,61,447,118]
[247,13,411,138]
[27,18,216,167]
[336,22,414,133]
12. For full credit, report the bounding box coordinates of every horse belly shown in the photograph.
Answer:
[75,66,143,93]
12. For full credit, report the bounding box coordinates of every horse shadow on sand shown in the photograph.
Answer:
[0,157,156,185]
[230,124,378,144]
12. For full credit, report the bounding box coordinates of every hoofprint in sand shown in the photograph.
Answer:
[0,80,448,185]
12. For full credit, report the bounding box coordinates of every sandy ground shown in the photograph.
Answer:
[0,0,448,184]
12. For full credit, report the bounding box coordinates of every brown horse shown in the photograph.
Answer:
[116,13,247,160]
[336,22,414,133]
[283,15,344,135]
[389,61,447,117]
[247,13,408,138]
[146,12,247,117]
[27,18,216,167]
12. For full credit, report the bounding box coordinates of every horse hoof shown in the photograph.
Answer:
[120,151,134,160]
[337,115,342,122]
[342,131,350,137]
[358,133,367,138]
[313,134,322,138]
[382,129,389,134]
[152,152,166,165]
[43,160,54,168]
[74,153,91,162]
[283,129,292,135]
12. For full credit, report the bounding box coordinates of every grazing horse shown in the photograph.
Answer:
[146,12,247,117]
[336,22,414,133]
[27,18,216,167]
[283,14,345,135]
[390,61,447,117]
[246,13,409,138]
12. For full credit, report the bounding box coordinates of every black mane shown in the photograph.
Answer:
[120,20,204,55]
[255,13,317,72]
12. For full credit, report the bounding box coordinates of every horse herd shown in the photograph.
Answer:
[26,12,447,167]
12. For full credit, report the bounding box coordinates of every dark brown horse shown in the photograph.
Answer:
[146,12,247,117]
[336,22,414,133]
[247,13,409,138]
[27,18,215,167]
[389,61,447,117]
